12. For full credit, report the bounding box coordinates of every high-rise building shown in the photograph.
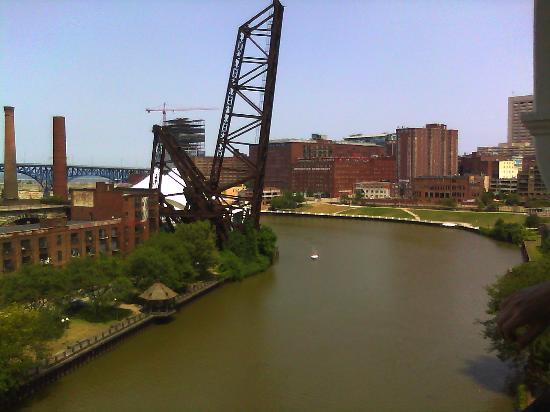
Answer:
[397,123,458,181]
[508,95,534,144]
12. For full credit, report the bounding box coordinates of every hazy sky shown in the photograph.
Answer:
[1,0,533,167]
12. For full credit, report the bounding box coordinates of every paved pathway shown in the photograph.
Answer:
[401,208,420,220]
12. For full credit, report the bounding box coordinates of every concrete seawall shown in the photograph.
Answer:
[261,210,480,233]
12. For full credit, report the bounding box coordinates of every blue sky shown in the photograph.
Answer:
[1,0,533,167]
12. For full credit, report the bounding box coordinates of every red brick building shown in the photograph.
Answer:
[192,156,249,188]
[412,175,486,203]
[397,124,458,181]
[458,152,500,179]
[0,182,159,274]
[292,157,396,197]
[250,137,385,191]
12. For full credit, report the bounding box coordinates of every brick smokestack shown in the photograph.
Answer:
[52,116,68,200]
[3,106,18,200]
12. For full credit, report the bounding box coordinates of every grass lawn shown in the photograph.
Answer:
[48,318,118,354]
[298,203,350,214]
[340,206,412,219]
[413,209,526,228]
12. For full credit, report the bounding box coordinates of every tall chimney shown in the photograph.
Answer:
[3,106,18,200]
[52,116,68,200]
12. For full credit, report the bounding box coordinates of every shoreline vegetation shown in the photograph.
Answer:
[0,220,277,405]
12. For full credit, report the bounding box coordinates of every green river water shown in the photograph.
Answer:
[22,216,522,411]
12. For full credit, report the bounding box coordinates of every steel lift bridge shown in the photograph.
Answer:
[149,0,284,241]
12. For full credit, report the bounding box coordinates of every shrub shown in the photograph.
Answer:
[483,218,527,244]
[257,225,277,262]
[270,192,304,210]
[439,198,457,209]
[218,250,244,280]
[525,214,542,228]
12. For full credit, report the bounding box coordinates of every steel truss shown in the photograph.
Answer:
[0,163,148,194]
[150,0,284,240]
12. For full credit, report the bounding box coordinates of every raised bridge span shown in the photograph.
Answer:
[0,163,149,193]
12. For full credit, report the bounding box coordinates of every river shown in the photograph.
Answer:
[22,216,522,411]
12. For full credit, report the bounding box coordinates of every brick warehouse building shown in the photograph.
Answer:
[292,157,396,197]
[412,175,487,203]
[0,182,158,273]
[250,135,387,192]
[397,124,458,181]
[192,156,249,188]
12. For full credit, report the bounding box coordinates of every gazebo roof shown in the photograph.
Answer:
[139,282,178,301]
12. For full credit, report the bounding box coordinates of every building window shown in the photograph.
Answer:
[57,235,63,246]
[2,242,12,256]
[3,259,14,272]
[85,230,94,243]
[20,239,32,254]
[111,238,120,253]
[57,251,63,263]
[99,240,109,254]
[71,233,80,246]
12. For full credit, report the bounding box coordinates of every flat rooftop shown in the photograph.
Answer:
[0,219,122,236]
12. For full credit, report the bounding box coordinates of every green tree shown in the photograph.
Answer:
[294,192,305,204]
[257,225,277,262]
[482,256,550,388]
[483,218,526,244]
[126,246,181,290]
[218,250,244,280]
[477,190,498,211]
[480,190,495,204]
[525,214,542,228]
[175,221,219,275]
[340,193,350,204]
[146,232,197,281]
[226,221,258,260]
[269,192,299,210]
[0,305,64,400]
[64,256,134,318]
[505,193,521,206]
[439,198,457,209]
[0,264,66,309]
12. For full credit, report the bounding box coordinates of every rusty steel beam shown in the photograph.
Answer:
[210,0,284,229]
[151,0,284,240]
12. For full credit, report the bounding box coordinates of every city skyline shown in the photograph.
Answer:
[1,0,533,167]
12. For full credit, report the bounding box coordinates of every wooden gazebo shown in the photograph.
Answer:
[139,282,178,317]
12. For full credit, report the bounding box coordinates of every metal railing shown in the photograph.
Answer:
[27,312,151,378]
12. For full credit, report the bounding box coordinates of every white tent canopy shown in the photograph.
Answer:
[133,168,187,209]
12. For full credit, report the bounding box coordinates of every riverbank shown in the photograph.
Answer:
[297,202,529,228]
[10,280,224,406]
[262,209,481,232]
